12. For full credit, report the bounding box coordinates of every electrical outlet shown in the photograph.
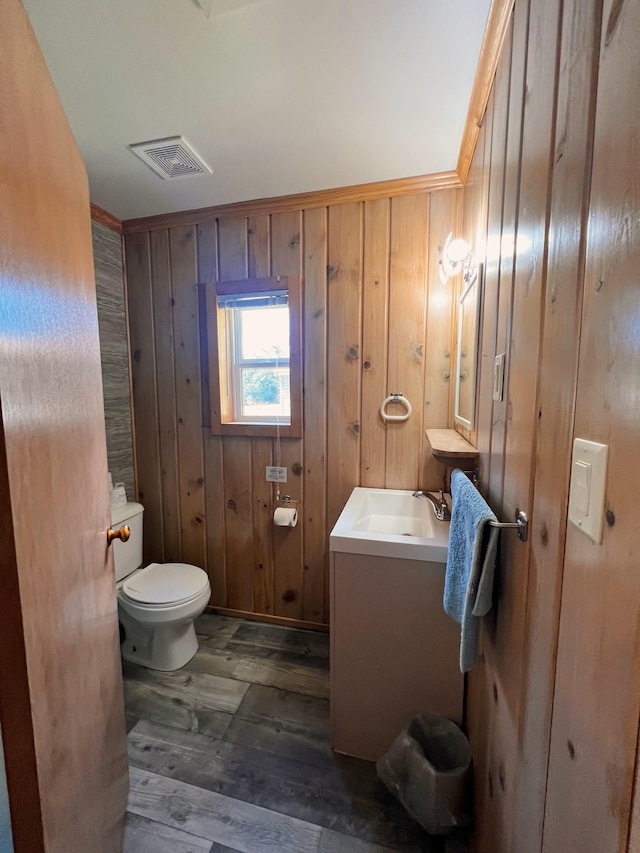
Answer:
[266,466,287,483]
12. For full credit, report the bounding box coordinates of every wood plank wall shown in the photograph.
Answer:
[125,189,459,626]
[459,0,640,850]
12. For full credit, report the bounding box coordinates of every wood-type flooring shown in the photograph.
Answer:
[123,614,468,852]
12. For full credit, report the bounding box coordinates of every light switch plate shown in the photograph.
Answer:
[568,438,608,543]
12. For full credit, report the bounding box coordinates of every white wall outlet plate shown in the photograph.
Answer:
[568,438,608,543]
[266,466,287,483]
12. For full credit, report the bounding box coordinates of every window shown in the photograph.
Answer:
[205,276,302,437]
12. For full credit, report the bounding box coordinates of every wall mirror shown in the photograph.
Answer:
[454,262,482,429]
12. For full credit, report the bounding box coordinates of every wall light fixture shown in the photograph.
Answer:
[439,233,478,288]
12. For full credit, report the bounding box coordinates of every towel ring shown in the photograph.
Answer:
[380,393,412,423]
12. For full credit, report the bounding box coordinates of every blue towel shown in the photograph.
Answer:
[444,469,499,672]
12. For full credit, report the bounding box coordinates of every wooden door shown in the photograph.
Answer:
[0,2,128,851]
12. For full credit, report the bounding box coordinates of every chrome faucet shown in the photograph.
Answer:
[412,489,451,521]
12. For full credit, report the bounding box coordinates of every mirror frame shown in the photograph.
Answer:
[454,262,483,430]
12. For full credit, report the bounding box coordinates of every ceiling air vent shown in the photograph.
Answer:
[128,136,212,180]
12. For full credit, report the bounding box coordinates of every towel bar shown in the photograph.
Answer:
[488,509,528,542]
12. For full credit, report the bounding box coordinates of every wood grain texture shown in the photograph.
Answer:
[125,234,164,563]
[360,199,391,488]
[248,214,270,278]
[0,2,128,848]
[150,229,181,561]
[271,212,305,619]
[422,190,460,490]
[488,5,525,515]
[170,226,207,567]
[302,207,328,623]
[425,429,479,458]
[223,437,254,611]
[514,0,602,848]
[123,171,462,234]
[91,202,123,234]
[457,91,491,451]
[251,438,274,615]
[129,189,459,627]
[327,203,363,531]
[470,0,563,849]
[474,33,511,501]
[124,813,212,853]
[123,615,444,852]
[198,221,227,601]
[129,767,322,853]
[544,0,640,849]
[457,0,516,182]
[385,194,429,489]
[496,0,561,716]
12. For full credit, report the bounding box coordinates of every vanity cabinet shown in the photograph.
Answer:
[330,551,463,762]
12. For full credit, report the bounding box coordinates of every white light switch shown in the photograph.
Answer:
[568,439,608,543]
[573,460,591,514]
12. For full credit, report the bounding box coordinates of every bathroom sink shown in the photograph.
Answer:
[330,487,449,562]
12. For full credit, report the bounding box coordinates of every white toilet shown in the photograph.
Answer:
[112,501,211,671]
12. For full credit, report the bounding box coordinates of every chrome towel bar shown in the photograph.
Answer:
[488,509,528,542]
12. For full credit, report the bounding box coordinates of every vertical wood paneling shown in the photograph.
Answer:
[385,194,429,490]
[475,43,510,496]
[150,230,181,561]
[271,211,304,620]
[514,0,603,848]
[222,437,254,611]
[475,2,563,850]
[169,226,206,567]
[273,438,304,619]
[130,190,459,628]
[302,207,328,623]
[544,0,640,848]
[218,218,248,280]
[459,105,491,451]
[125,233,164,563]
[327,203,363,530]
[497,0,561,710]
[217,218,251,608]
[460,116,491,831]
[360,199,390,488]
[488,4,528,514]
[423,190,459,491]
[197,221,227,604]
[248,215,270,278]
[251,438,274,615]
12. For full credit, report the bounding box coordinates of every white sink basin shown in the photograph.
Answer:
[330,487,450,562]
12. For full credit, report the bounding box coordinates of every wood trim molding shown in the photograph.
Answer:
[122,170,462,233]
[456,0,515,183]
[208,606,329,633]
[90,202,123,234]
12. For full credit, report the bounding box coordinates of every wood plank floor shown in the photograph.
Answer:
[123,615,466,852]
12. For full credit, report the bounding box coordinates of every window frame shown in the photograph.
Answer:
[204,276,303,438]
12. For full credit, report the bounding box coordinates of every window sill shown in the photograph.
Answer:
[211,421,302,439]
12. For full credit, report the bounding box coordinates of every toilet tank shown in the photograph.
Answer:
[111,501,144,582]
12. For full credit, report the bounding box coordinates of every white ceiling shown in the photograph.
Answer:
[24,0,491,221]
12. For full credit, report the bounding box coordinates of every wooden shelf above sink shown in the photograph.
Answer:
[425,429,479,467]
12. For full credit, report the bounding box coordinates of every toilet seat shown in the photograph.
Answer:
[122,562,209,607]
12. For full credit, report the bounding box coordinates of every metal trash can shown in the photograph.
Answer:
[376,713,472,835]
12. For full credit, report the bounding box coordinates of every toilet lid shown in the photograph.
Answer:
[122,563,209,605]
